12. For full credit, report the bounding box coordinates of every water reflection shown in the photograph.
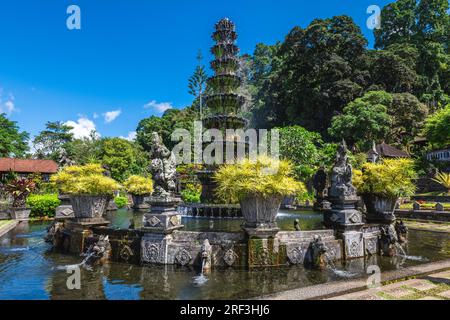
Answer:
[0,217,449,300]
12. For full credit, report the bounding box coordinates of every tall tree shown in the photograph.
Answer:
[329,91,392,151]
[0,113,29,158]
[388,93,429,147]
[33,121,74,160]
[253,16,369,137]
[188,50,208,118]
[101,138,138,182]
[423,104,450,148]
[374,0,450,108]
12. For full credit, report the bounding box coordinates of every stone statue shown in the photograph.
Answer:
[395,220,408,244]
[328,140,357,199]
[149,132,177,198]
[82,235,111,266]
[313,166,327,210]
[45,221,65,247]
[294,219,301,231]
[201,239,212,273]
[313,166,327,196]
[379,224,398,257]
[304,235,327,269]
[57,148,75,168]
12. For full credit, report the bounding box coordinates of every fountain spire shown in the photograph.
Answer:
[203,17,247,130]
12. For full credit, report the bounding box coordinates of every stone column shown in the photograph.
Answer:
[324,140,365,259]
[141,196,184,265]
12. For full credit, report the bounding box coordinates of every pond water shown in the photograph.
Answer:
[0,209,449,300]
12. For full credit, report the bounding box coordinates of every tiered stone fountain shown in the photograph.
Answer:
[181,18,247,218]
[45,19,408,272]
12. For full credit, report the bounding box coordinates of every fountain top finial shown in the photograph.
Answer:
[215,18,235,31]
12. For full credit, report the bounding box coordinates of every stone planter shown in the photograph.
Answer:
[9,207,31,221]
[131,194,150,210]
[240,194,283,231]
[362,194,398,223]
[69,195,109,219]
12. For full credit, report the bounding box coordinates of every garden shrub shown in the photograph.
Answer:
[352,159,417,197]
[123,175,153,195]
[214,156,306,203]
[51,164,120,196]
[27,194,61,218]
[181,183,201,203]
[114,196,129,208]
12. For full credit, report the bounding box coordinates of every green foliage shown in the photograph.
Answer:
[424,104,450,148]
[136,106,198,152]
[51,164,120,196]
[123,175,153,196]
[431,171,450,192]
[181,183,201,204]
[353,159,417,197]
[277,126,323,180]
[329,91,392,150]
[0,113,29,158]
[251,16,368,137]
[374,0,450,107]
[33,121,74,160]
[66,132,103,165]
[114,196,129,209]
[101,138,139,182]
[214,156,306,203]
[388,93,429,146]
[27,194,60,218]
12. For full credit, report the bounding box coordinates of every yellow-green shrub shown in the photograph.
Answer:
[51,164,120,196]
[353,159,417,197]
[123,175,154,195]
[214,156,306,203]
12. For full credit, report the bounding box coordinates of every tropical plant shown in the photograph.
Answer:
[352,159,417,197]
[277,125,323,180]
[431,171,450,193]
[27,193,61,218]
[123,175,154,196]
[114,196,129,208]
[51,164,120,196]
[214,156,306,203]
[2,177,36,208]
[181,183,201,204]
[0,113,30,157]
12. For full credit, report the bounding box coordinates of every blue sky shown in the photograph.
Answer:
[0,0,392,141]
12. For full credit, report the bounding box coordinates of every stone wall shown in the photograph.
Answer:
[395,209,450,222]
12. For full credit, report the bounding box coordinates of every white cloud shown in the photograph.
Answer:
[120,131,137,142]
[93,112,99,119]
[0,89,17,114]
[144,100,173,113]
[3,100,15,113]
[65,117,98,139]
[103,109,121,123]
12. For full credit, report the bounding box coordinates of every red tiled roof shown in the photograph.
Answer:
[0,158,58,174]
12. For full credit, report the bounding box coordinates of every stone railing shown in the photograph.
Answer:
[395,202,450,222]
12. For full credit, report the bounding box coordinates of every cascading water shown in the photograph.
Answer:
[323,249,358,278]
[394,242,428,262]
[192,257,209,286]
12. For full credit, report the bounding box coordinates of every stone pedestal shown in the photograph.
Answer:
[142,197,184,233]
[325,195,365,259]
[63,218,110,254]
[141,196,184,264]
